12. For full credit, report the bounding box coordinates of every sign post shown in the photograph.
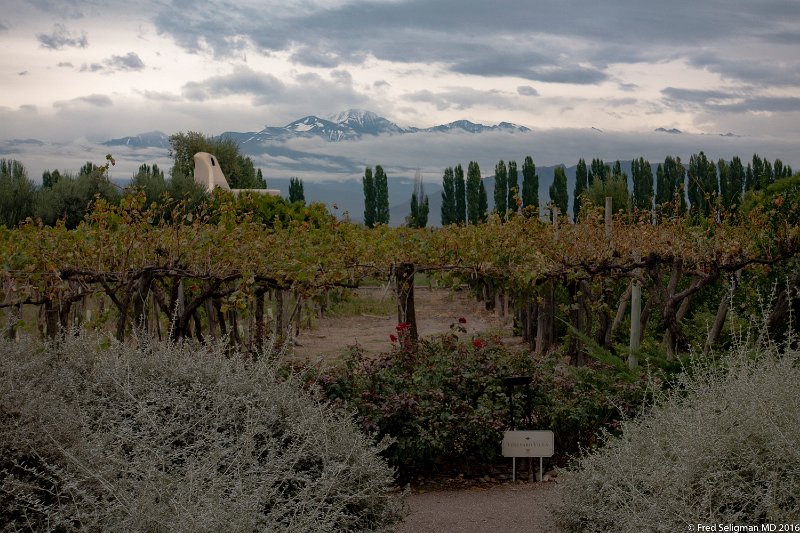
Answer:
[502,430,554,482]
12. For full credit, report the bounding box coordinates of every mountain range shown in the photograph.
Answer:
[103,109,531,149]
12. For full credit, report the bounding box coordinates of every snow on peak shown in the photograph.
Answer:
[329,109,379,125]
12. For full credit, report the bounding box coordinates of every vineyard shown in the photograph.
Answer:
[2,188,798,362]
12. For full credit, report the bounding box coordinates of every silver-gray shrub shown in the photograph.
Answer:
[555,340,800,532]
[0,333,405,532]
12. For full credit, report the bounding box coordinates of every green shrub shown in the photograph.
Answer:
[555,343,800,531]
[314,327,652,483]
[0,334,404,532]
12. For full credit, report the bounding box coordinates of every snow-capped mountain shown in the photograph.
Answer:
[214,109,530,148]
[102,131,171,148]
[425,119,530,134]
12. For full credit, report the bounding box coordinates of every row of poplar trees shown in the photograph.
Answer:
[440,156,541,225]
[362,165,390,226]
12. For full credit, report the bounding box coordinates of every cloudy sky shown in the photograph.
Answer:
[1,0,799,180]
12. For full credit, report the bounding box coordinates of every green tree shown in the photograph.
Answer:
[688,151,717,217]
[362,166,376,227]
[440,166,457,225]
[493,160,507,216]
[168,132,262,189]
[589,158,610,185]
[256,168,267,188]
[521,156,539,214]
[36,161,121,229]
[747,154,764,191]
[585,174,630,215]
[719,157,745,215]
[573,158,588,220]
[42,169,61,189]
[289,177,305,204]
[548,166,568,217]
[612,160,626,180]
[374,165,390,225]
[656,155,686,219]
[167,169,208,207]
[466,161,486,224]
[408,171,429,228]
[130,163,167,206]
[477,179,488,224]
[454,164,466,224]
[631,157,654,213]
[0,159,36,227]
[507,160,518,214]
[728,156,745,211]
[763,159,774,189]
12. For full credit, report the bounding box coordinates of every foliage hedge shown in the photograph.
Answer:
[0,334,405,532]
[555,341,800,531]
[313,325,653,483]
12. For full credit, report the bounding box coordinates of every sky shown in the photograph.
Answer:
[1,0,799,181]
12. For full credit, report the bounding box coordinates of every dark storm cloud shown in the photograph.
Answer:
[36,23,88,49]
[146,0,800,94]
[661,87,800,114]
[688,52,800,87]
[517,86,539,97]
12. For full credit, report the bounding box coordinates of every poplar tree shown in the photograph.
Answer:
[408,171,429,228]
[688,151,717,217]
[0,158,36,227]
[440,166,456,225]
[612,160,625,179]
[494,160,508,216]
[588,158,609,185]
[728,156,745,209]
[656,155,686,218]
[549,166,568,217]
[521,156,539,214]
[362,166,375,227]
[374,165,390,225]
[466,161,484,224]
[289,177,305,204]
[631,157,654,213]
[477,179,489,224]
[454,163,466,224]
[573,158,588,220]
[748,154,764,191]
[507,160,518,213]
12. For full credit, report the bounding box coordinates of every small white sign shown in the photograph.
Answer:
[502,430,554,458]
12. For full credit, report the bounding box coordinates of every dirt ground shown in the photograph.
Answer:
[397,481,562,533]
[291,286,519,362]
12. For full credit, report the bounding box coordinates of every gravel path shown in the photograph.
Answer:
[396,482,562,533]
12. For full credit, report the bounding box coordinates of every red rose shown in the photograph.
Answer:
[458,317,467,324]
[472,339,486,348]
[389,334,398,342]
